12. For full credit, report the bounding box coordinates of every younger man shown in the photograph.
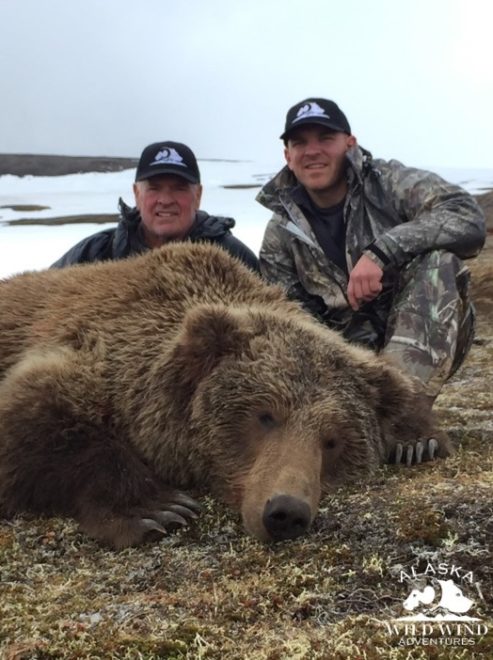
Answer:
[258,98,485,402]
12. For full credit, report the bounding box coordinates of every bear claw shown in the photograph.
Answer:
[138,512,188,543]
[167,503,199,520]
[392,438,440,466]
[415,440,424,464]
[126,494,201,545]
[171,493,201,514]
[151,511,189,529]
[428,438,438,460]
[140,518,167,536]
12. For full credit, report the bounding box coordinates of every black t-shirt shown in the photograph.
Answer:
[292,185,347,274]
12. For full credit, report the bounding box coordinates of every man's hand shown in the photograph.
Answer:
[347,255,383,310]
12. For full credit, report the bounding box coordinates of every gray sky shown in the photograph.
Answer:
[1,0,492,168]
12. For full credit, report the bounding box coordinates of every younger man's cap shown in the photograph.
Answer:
[135,141,201,183]
[280,98,351,140]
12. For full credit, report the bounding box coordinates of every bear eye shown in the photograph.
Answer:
[258,412,277,429]
[323,438,338,451]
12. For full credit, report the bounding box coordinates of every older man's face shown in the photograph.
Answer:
[133,174,202,247]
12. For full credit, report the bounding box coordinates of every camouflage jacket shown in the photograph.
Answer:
[258,146,486,310]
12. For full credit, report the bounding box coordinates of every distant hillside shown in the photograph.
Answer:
[1,153,491,231]
[0,154,138,177]
[0,153,245,177]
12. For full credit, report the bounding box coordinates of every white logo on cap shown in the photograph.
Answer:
[150,147,187,168]
[292,101,329,123]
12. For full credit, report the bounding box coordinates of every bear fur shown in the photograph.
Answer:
[0,243,451,548]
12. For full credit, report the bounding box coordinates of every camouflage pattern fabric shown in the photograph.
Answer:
[258,146,485,395]
[382,251,474,398]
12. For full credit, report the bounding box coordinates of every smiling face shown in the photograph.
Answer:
[133,174,203,247]
[284,125,356,207]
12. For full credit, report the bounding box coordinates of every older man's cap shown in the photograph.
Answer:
[135,141,201,183]
[280,98,351,141]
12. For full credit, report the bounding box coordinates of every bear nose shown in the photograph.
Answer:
[262,495,312,541]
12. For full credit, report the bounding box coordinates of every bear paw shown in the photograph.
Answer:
[390,438,443,466]
[79,492,201,549]
[138,494,201,542]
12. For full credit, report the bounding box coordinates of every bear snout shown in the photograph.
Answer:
[262,494,312,541]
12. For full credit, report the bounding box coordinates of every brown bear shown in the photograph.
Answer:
[0,243,450,548]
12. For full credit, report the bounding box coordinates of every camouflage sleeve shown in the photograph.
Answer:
[259,214,300,291]
[260,215,330,316]
[366,160,486,269]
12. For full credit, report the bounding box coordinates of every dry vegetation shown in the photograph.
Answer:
[0,195,492,660]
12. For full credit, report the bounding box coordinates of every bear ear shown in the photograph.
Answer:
[170,304,251,391]
[361,358,419,422]
[359,356,442,450]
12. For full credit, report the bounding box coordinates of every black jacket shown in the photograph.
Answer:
[51,198,259,271]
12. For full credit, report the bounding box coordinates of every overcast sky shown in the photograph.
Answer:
[1,0,492,169]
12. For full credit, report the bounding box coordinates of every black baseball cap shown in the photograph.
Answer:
[280,98,351,141]
[135,141,201,183]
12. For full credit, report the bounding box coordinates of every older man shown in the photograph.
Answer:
[52,141,258,270]
[258,98,485,403]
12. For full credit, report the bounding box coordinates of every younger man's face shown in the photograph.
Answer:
[284,125,355,203]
